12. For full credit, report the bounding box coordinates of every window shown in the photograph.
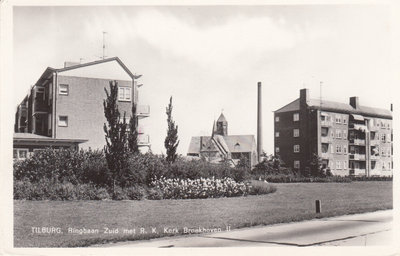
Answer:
[336,161,341,170]
[293,113,299,122]
[331,144,334,153]
[13,149,28,160]
[294,145,300,153]
[118,86,132,101]
[321,143,329,153]
[275,116,280,122]
[294,160,300,169]
[335,115,341,124]
[336,145,342,153]
[343,117,347,125]
[275,132,280,137]
[331,131,334,138]
[275,147,280,153]
[59,84,69,95]
[343,145,347,154]
[381,134,386,142]
[293,129,299,137]
[343,161,347,169]
[321,127,329,137]
[58,116,68,127]
[336,130,342,139]
[381,148,385,156]
[343,130,347,140]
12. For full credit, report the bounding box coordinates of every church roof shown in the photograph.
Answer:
[187,135,256,155]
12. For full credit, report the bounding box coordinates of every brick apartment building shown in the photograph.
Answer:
[14,57,150,160]
[274,89,393,177]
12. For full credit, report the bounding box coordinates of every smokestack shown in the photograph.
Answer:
[350,97,359,109]
[257,82,262,163]
[390,103,393,112]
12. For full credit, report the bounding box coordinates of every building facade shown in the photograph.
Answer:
[187,113,258,167]
[274,89,392,177]
[14,57,150,159]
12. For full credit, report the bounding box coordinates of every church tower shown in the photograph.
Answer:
[215,113,228,136]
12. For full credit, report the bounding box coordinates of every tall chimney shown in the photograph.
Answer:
[390,103,393,112]
[350,97,359,109]
[257,82,262,163]
[300,88,309,105]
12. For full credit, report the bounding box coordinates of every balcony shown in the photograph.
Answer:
[321,121,331,127]
[350,168,366,176]
[349,139,365,146]
[33,100,49,114]
[369,126,379,132]
[370,140,380,146]
[137,105,150,119]
[138,134,150,146]
[349,153,366,161]
[370,155,379,160]
[321,136,331,143]
[349,124,367,132]
[321,152,330,159]
[138,124,145,134]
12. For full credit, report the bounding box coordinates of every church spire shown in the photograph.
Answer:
[216,112,228,136]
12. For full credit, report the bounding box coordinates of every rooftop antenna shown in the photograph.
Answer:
[102,31,107,60]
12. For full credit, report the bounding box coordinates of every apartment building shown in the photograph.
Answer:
[14,57,150,160]
[274,89,392,177]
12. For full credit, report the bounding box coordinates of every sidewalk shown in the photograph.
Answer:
[98,210,393,247]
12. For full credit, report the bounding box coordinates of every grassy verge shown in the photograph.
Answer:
[14,181,392,247]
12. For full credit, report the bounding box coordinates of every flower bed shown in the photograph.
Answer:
[150,177,254,199]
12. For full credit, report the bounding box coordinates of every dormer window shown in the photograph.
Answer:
[234,143,240,150]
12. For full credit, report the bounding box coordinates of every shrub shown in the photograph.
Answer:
[13,178,112,200]
[147,187,163,200]
[13,148,109,186]
[123,186,146,200]
[247,180,277,195]
[121,152,166,187]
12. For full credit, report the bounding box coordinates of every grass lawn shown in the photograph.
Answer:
[14,181,392,247]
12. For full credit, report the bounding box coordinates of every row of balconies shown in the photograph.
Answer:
[322,151,391,162]
[321,137,390,146]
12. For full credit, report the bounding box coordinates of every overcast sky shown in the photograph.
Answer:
[13,5,396,155]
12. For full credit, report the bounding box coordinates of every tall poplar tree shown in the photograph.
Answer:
[164,96,179,163]
[103,80,128,196]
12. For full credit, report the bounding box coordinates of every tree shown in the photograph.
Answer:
[307,153,324,177]
[164,96,179,163]
[128,102,139,154]
[103,80,128,196]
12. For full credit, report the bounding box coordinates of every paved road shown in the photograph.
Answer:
[102,210,393,247]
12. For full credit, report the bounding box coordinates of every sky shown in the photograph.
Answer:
[12,4,397,155]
